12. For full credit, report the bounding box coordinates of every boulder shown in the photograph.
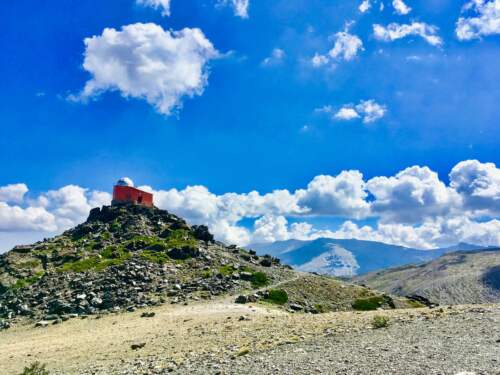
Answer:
[167,247,200,260]
[235,295,248,304]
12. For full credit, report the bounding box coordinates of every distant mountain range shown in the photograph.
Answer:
[251,239,488,277]
[355,248,500,305]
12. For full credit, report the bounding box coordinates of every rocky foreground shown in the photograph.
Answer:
[1,297,498,375]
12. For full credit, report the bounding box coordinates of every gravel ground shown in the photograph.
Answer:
[2,301,499,375]
[176,305,500,375]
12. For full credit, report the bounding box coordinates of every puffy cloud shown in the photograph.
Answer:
[72,23,218,116]
[328,32,364,61]
[217,0,250,18]
[334,107,360,121]
[373,22,443,46]
[136,0,171,16]
[325,100,387,124]
[311,53,330,67]
[449,159,500,215]
[252,215,290,243]
[296,171,370,218]
[0,185,110,235]
[312,31,364,66]
[456,0,500,40]
[325,217,500,249]
[355,100,387,123]
[0,203,57,232]
[0,184,28,204]
[367,166,460,223]
[261,48,286,67]
[40,185,112,229]
[392,0,412,15]
[359,0,371,13]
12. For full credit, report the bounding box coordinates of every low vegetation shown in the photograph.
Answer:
[372,315,390,329]
[352,296,386,311]
[19,362,49,375]
[12,272,45,290]
[250,271,269,287]
[264,289,289,305]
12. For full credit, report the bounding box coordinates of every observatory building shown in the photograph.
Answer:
[112,178,153,207]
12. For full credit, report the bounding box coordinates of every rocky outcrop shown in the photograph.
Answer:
[0,204,289,329]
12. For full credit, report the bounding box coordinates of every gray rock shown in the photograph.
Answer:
[35,320,49,328]
[235,295,248,304]
[131,342,146,350]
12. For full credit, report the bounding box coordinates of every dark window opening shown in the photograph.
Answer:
[138,196,143,204]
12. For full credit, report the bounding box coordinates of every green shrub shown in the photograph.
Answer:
[12,272,45,290]
[201,270,213,278]
[20,362,49,375]
[352,296,385,311]
[58,248,131,273]
[250,271,269,287]
[407,300,426,308]
[265,289,288,305]
[372,315,389,329]
[110,220,121,232]
[314,303,327,313]
[16,260,41,269]
[140,250,170,264]
[219,264,236,276]
[164,229,198,248]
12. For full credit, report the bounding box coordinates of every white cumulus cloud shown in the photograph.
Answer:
[0,184,28,204]
[296,171,370,218]
[324,100,387,124]
[72,23,218,116]
[335,107,361,121]
[359,0,371,13]
[456,0,500,40]
[449,159,500,215]
[312,31,364,66]
[367,166,461,223]
[136,0,171,16]
[261,48,286,67]
[373,22,443,46]
[217,0,250,18]
[392,0,412,15]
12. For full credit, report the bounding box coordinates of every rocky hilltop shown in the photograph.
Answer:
[355,248,500,305]
[0,204,411,330]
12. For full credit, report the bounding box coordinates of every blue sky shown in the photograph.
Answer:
[1,0,499,251]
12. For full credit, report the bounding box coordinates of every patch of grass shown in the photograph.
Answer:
[219,264,236,276]
[201,270,213,278]
[100,232,111,240]
[110,219,121,232]
[264,289,288,305]
[58,247,131,273]
[314,303,327,313]
[372,315,389,329]
[140,250,170,265]
[352,295,385,311]
[407,300,426,308]
[237,347,250,356]
[20,361,49,375]
[250,271,269,287]
[11,272,45,290]
[58,257,100,272]
[164,229,198,249]
[16,260,41,269]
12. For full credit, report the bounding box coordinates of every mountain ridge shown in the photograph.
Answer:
[354,247,500,305]
[251,238,489,276]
